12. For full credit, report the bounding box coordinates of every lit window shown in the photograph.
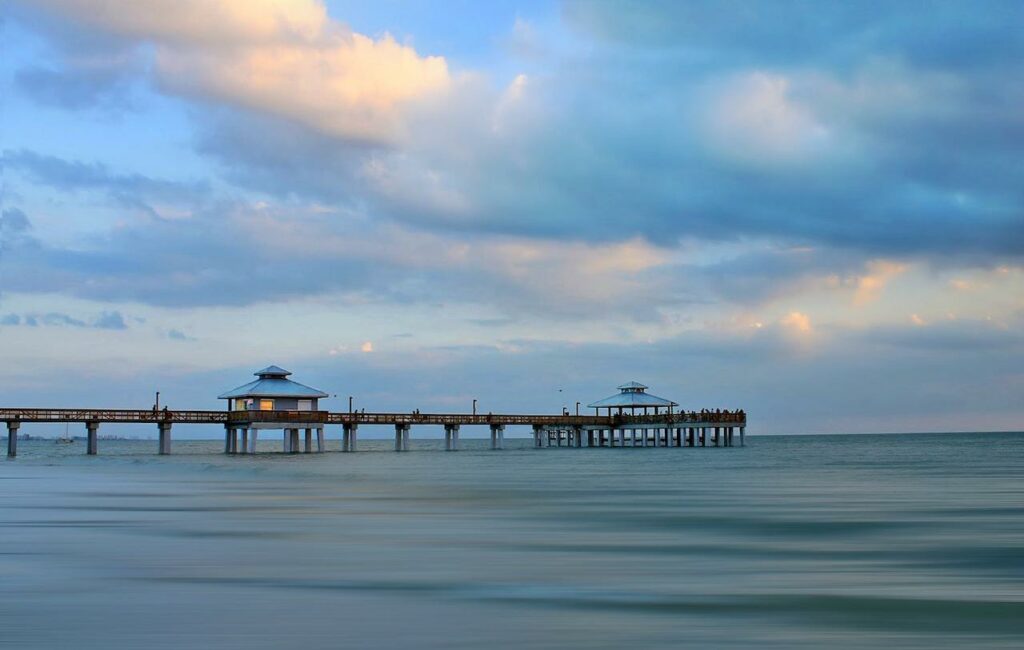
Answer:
[260,399,274,411]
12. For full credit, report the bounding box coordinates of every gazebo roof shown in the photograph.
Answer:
[588,382,677,409]
[218,367,329,399]
[254,365,290,377]
[617,381,648,391]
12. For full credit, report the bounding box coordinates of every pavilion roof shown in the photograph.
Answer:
[588,383,677,409]
[218,367,329,399]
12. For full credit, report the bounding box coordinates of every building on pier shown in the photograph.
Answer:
[219,366,328,412]
[218,366,329,454]
[588,381,677,416]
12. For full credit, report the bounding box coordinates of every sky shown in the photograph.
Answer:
[1,0,1022,435]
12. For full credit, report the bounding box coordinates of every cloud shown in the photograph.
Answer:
[780,311,812,333]
[701,72,833,166]
[30,0,451,143]
[851,260,907,305]
[0,310,131,330]
[93,311,127,330]
[360,341,374,353]
[862,318,1023,352]
[31,0,329,45]
[14,60,136,111]
[561,1,1024,70]
[167,328,194,341]
[3,150,210,218]
[1,208,34,255]
[20,1,1019,269]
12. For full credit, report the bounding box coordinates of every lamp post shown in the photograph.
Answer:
[348,396,353,414]
[155,391,160,410]
[472,399,477,416]
[576,401,580,417]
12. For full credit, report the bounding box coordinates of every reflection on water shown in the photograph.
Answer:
[2,433,1023,649]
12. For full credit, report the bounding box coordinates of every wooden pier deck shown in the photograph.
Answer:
[2,408,746,457]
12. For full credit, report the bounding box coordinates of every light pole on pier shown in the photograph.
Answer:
[348,396,353,414]
[576,401,580,416]
[472,399,477,415]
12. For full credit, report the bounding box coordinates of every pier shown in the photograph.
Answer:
[2,369,746,457]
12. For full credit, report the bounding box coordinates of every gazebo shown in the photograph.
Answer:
[588,381,677,416]
[218,366,329,453]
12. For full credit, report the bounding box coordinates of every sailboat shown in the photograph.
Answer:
[56,422,75,444]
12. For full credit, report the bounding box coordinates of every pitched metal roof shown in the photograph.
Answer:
[218,367,329,399]
[255,365,291,377]
[617,381,648,391]
[588,383,677,409]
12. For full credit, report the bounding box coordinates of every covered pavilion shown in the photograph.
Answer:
[587,381,678,416]
[218,366,329,453]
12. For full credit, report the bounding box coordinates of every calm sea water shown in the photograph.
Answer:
[2,432,1022,649]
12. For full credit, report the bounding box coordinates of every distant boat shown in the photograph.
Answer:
[56,423,75,444]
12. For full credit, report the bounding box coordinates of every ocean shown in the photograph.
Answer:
[2,432,1022,649]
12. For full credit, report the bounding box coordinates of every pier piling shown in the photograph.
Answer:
[489,424,505,450]
[7,421,19,458]
[86,422,98,455]
[343,423,357,452]
[394,424,410,451]
[158,422,172,455]
[444,424,460,451]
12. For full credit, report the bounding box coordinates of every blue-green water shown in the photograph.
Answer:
[2,433,1022,649]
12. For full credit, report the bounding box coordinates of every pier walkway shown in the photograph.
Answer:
[2,408,745,457]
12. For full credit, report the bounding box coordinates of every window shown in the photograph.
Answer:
[260,399,274,411]
[298,400,312,411]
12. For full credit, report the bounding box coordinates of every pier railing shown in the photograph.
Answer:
[0,408,227,424]
[229,410,329,424]
[2,408,745,427]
